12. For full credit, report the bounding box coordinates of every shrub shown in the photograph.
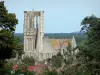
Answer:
[22,56,35,66]
[44,69,58,75]
[0,62,12,75]
[13,63,35,75]
[50,54,63,68]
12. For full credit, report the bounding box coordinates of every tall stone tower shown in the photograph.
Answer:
[24,10,44,59]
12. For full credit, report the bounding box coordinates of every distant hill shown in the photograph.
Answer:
[14,32,87,45]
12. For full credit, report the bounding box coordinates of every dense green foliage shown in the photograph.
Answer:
[0,1,18,31]
[77,15,100,74]
[12,37,23,59]
[0,1,23,74]
[47,53,63,69]
[81,15,100,60]
[22,56,35,66]
[60,64,91,75]
[0,1,18,60]
[0,1,23,60]
[0,63,12,75]
[44,69,58,75]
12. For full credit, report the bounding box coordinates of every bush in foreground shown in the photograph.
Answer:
[22,56,35,66]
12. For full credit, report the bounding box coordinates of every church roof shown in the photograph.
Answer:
[51,39,60,49]
[41,38,57,53]
[49,39,72,49]
[42,38,73,52]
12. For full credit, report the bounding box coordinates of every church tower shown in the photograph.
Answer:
[24,10,44,58]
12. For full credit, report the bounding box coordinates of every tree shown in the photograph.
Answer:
[12,37,24,59]
[50,53,63,68]
[81,15,100,60]
[0,1,18,32]
[0,1,18,68]
[78,15,100,74]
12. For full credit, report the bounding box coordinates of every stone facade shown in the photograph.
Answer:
[23,10,78,62]
[23,10,57,61]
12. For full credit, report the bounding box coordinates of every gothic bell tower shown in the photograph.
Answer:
[24,10,44,57]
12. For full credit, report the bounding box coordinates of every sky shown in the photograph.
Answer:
[3,0,100,33]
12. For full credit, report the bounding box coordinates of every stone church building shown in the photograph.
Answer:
[23,10,78,61]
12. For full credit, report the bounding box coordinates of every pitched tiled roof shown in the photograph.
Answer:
[50,39,72,49]
[51,39,60,49]
[61,39,72,47]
